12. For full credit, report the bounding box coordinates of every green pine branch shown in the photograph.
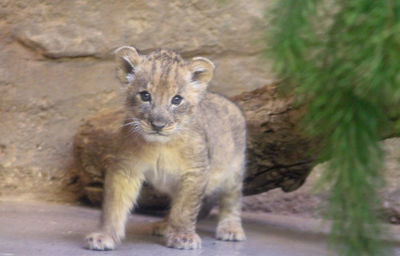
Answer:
[266,0,400,255]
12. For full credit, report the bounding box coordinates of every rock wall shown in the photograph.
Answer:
[0,0,274,201]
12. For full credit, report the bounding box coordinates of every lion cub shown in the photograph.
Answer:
[86,46,246,250]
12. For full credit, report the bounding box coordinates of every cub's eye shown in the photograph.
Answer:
[139,91,151,102]
[171,95,183,105]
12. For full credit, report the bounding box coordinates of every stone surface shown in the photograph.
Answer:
[0,0,274,202]
[11,0,272,95]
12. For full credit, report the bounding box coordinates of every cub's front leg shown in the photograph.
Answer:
[165,171,208,249]
[86,165,144,250]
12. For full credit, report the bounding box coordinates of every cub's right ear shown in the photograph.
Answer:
[114,46,142,85]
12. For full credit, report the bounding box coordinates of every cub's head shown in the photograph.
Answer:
[114,46,215,143]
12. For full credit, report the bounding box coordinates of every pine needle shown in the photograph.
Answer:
[265,0,400,255]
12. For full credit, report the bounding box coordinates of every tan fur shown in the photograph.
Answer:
[86,46,247,250]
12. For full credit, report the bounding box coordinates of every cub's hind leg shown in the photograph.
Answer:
[152,218,168,237]
[216,186,246,241]
[216,160,246,241]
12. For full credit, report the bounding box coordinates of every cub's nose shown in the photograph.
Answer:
[151,121,166,132]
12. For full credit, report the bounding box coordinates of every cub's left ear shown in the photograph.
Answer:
[189,57,215,88]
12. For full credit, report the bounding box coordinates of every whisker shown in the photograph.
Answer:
[122,121,136,127]
[120,117,146,138]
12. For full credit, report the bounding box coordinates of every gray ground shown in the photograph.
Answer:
[0,200,328,256]
[2,200,400,256]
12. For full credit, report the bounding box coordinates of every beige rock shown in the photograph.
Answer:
[14,1,266,57]
[0,0,274,202]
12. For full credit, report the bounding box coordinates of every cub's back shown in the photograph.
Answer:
[197,92,246,166]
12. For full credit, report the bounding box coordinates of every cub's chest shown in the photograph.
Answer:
[142,146,186,195]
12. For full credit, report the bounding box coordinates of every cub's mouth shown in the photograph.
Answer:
[147,131,168,136]
[144,121,177,137]
[143,130,173,143]
[124,118,178,142]
[142,123,178,142]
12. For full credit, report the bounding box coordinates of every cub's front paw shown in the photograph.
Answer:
[86,232,115,251]
[166,231,201,249]
[216,221,246,241]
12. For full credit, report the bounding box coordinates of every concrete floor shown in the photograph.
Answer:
[0,200,399,256]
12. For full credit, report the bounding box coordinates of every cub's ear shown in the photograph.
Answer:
[189,57,215,88]
[114,46,142,85]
